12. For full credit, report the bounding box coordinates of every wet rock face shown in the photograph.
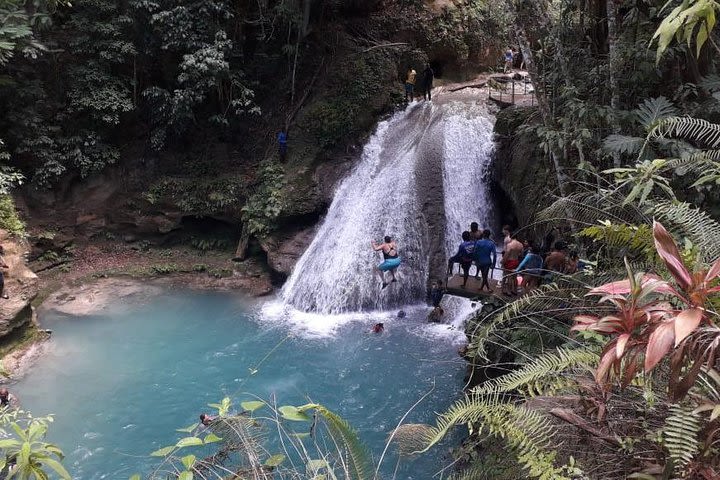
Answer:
[492,106,550,228]
[0,230,39,338]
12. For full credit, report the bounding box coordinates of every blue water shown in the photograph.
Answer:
[15,291,466,479]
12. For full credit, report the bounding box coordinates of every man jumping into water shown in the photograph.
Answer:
[372,236,401,289]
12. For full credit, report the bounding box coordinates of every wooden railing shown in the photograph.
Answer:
[487,75,535,106]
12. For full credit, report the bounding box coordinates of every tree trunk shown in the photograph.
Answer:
[515,21,568,197]
[606,0,621,166]
[301,0,311,37]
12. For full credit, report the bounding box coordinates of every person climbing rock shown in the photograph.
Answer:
[405,67,417,102]
[474,229,497,292]
[277,129,288,162]
[422,63,434,101]
[0,246,9,300]
[371,323,384,333]
[448,231,476,288]
[372,236,401,288]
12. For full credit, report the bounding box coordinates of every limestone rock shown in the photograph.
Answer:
[260,226,318,276]
[0,230,39,337]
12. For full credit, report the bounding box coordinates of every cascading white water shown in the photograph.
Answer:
[282,99,497,314]
[441,103,497,256]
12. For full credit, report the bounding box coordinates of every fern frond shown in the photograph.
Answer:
[603,134,645,155]
[579,223,655,261]
[311,405,374,480]
[468,282,597,361]
[537,190,648,227]
[635,96,679,131]
[474,347,598,397]
[662,405,701,473]
[650,116,720,149]
[420,394,563,479]
[652,200,720,261]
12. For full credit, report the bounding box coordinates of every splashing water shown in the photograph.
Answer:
[282,100,497,314]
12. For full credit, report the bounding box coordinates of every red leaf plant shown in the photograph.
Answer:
[572,221,720,397]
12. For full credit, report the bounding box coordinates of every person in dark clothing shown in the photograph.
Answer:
[474,229,497,292]
[0,246,8,300]
[422,64,434,101]
[429,281,444,307]
[277,129,288,161]
[448,231,476,288]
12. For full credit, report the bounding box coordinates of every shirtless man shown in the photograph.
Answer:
[545,242,568,273]
[502,230,524,295]
[372,236,401,289]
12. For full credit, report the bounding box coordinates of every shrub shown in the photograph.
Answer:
[0,195,24,235]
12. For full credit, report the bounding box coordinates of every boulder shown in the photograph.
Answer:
[0,230,39,337]
[260,226,318,276]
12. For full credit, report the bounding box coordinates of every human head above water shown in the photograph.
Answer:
[384,235,392,243]
[462,231,471,241]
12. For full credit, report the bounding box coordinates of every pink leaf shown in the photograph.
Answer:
[616,333,631,358]
[653,221,692,290]
[706,257,720,282]
[595,347,617,385]
[589,280,632,296]
[674,307,704,346]
[644,321,675,371]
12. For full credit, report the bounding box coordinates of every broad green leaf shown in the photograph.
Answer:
[129,475,140,480]
[264,453,285,467]
[279,405,311,422]
[181,454,196,470]
[176,424,197,433]
[178,472,193,480]
[241,401,265,412]
[176,437,203,448]
[150,445,174,457]
[203,433,222,444]
[40,457,72,480]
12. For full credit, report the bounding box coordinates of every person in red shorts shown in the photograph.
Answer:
[501,229,524,295]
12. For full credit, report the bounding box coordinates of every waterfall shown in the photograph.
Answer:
[282,100,497,314]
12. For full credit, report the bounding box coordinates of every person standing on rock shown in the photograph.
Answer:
[501,228,523,295]
[422,63,434,101]
[474,229,497,292]
[405,67,417,102]
[448,231,476,288]
[0,246,9,300]
[504,48,514,73]
[372,236,401,289]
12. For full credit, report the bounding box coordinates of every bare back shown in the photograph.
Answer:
[505,239,523,261]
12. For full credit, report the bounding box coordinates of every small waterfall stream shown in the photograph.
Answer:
[282,99,497,314]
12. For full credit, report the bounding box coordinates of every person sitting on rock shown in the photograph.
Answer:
[0,246,9,300]
[516,243,543,293]
[372,236,401,289]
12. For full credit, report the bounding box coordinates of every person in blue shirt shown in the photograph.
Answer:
[473,229,497,292]
[448,231,476,288]
[516,243,543,292]
[277,129,288,161]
